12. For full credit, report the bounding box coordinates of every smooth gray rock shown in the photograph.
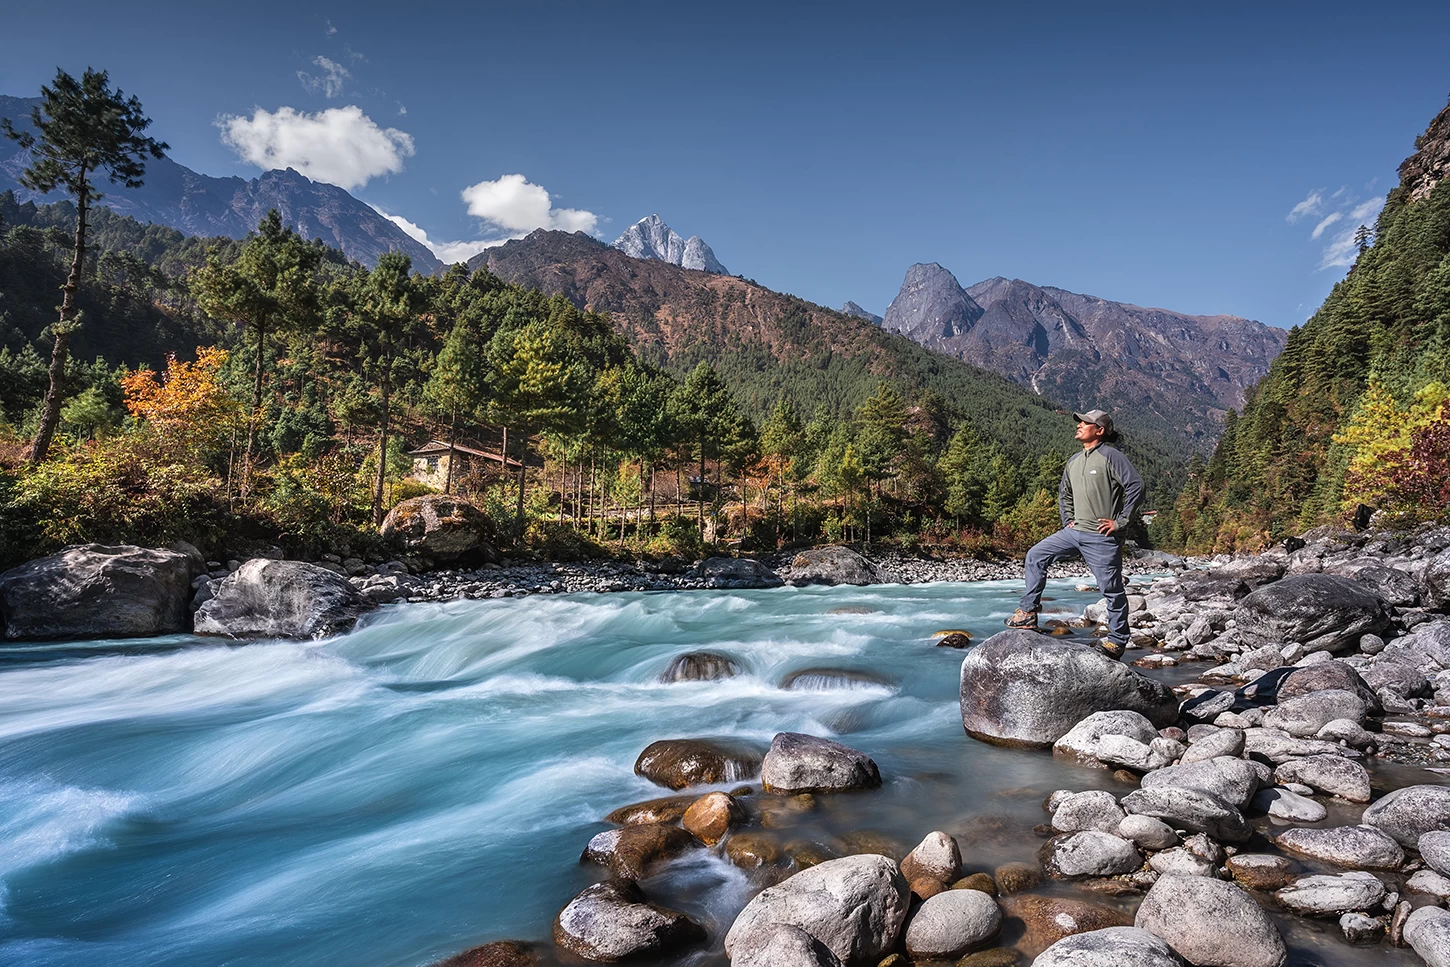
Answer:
[1405,905,1450,967]
[1234,574,1392,654]
[1054,710,1175,771]
[1316,718,1375,747]
[961,632,1178,748]
[1140,757,1261,809]
[1363,660,1429,698]
[902,888,1002,958]
[687,557,783,588]
[1274,755,1371,803]
[1243,728,1357,764]
[379,494,495,562]
[724,855,909,965]
[788,546,883,586]
[552,879,704,961]
[1122,785,1252,842]
[1118,814,1180,850]
[1263,690,1369,737]
[1275,825,1405,869]
[1275,873,1387,916]
[193,559,374,639]
[0,543,200,640]
[1364,785,1450,847]
[729,923,843,967]
[1052,790,1127,834]
[1181,728,1245,763]
[760,732,881,794]
[1420,830,1450,877]
[1135,874,1286,967]
[900,831,961,884]
[1408,869,1450,898]
[1148,847,1217,877]
[1421,548,1450,611]
[1043,831,1143,878]
[1277,659,1380,708]
[1252,787,1327,823]
[1384,621,1450,670]
[1034,926,1186,966]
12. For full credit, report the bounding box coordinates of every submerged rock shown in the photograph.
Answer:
[193,559,374,639]
[960,632,1178,748]
[1002,895,1133,957]
[633,738,764,789]
[431,940,537,967]
[0,543,201,640]
[660,651,740,682]
[553,879,704,961]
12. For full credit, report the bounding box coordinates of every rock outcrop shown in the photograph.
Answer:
[611,215,727,274]
[380,495,496,563]
[192,559,374,639]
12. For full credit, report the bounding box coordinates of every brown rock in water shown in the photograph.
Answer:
[634,737,764,789]
[604,794,697,825]
[660,651,741,682]
[581,823,697,880]
[1226,853,1296,891]
[726,831,783,869]
[682,792,744,845]
[834,829,906,861]
[431,940,537,967]
[957,950,1022,967]
[954,873,998,895]
[827,605,877,615]
[994,862,1041,895]
[911,877,947,899]
[1002,894,1133,956]
[936,632,974,649]
[755,792,816,830]
[783,839,838,869]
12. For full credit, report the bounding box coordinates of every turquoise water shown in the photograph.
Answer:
[0,579,1418,966]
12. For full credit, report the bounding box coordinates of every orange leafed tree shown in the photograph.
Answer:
[122,347,240,459]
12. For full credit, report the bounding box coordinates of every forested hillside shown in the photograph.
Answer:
[1167,98,1450,550]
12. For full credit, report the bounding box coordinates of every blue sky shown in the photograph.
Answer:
[3,1,1449,328]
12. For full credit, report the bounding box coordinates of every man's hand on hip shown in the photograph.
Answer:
[1097,518,1117,535]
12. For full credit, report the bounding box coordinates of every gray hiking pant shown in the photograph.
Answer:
[1018,527,1129,644]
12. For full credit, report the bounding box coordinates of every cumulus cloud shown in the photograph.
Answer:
[1288,185,1387,270]
[219,106,414,190]
[297,56,350,98]
[461,173,597,234]
[373,208,505,265]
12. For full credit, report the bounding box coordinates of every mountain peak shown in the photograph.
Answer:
[883,263,984,341]
[840,301,883,325]
[612,215,727,274]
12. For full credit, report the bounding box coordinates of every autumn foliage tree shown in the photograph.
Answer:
[121,346,240,464]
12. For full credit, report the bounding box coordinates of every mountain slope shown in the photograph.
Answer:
[468,230,1077,459]
[882,262,1286,456]
[612,214,727,273]
[0,95,441,272]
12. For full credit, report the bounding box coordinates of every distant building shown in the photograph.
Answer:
[406,440,521,490]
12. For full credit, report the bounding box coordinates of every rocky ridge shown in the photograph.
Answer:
[611,214,727,274]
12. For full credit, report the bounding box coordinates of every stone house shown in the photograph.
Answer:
[406,440,520,491]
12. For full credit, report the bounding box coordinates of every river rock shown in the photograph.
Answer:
[1405,906,1450,967]
[1042,831,1143,878]
[1052,791,1127,834]
[899,831,961,884]
[1149,847,1217,877]
[1363,659,1429,698]
[1242,728,1354,764]
[1033,926,1185,967]
[1226,853,1295,891]
[962,633,1178,748]
[193,559,374,638]
[1181,728,1245,763]
[1122,785,1252,842]
[553,879,705,961]
[1384,621,1450,670]
[0,543,201,640]
[1003,895,1134,957]
[1274,755,1371,803]
[1234,574,1392,654]
[380,494,495,562]
[723,854,910,965]
[1140,757,1261,809]
[1275,872,1386,916]
[1364,785,1450,846]
[1053,710,1177,771]
[688,557,783,588]
[682,792,744,845]
[431,940,537,967]
[788,546,883,586]
[760,732,880,794]
[1409,869,1450,898]
[660,652,740,682]
[1263,690,1370,737]
[1119,814,1179,850]
[725,831,782,869]
[904,888,1002,958]
[1345,563,1421,607]
[1421,830,1450,876]
[780,668,893,691]
[994,861,1041,895]
[634,738,763,789]
[1339,912,1385,945]
[1136,873,1286,967]
[605,795,697,825]
[581,823,698,880]
[1277,659,1380,707]
[1252,787,1327,823]
[1275,825,1405,869]
[1422,549,1450,610]
[729,923,843,967]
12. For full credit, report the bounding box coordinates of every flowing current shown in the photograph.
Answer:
[0,579,1422,966]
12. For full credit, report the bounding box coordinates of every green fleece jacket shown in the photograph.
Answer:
[1059,443,1144,536]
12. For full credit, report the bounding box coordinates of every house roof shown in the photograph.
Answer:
[407,440,522,468]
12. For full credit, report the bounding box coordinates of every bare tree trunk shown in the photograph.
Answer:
[371,368,391,526]
[443,406,457,495]
[29,179,88,466]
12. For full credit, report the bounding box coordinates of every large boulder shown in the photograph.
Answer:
[788,546,886,586]
[633,738,764,790]
[193,559,374,639]
[1034,927,1185,967]
[960,632,1178,748]
[1363,785,1450,847]
[760,733,880,794]
[553,879,704,961]
[0,543,201,640]
[380,494,495,562]
[1135,874,1286,967]
[1176,559,1285,601]
[1233,574,1392,654]
[687,557,783,588]
[724,854,910,966]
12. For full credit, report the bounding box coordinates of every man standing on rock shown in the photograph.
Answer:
[1004,409,1143,659]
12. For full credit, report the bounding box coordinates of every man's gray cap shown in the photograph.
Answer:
[1073,409,1114,433]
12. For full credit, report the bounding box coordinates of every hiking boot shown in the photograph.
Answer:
[1098,639,1127,661]
[1005,608,1038,630]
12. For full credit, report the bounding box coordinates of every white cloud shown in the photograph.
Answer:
[373,208,507,265]
[219,106,414,190]
[1310,212,1342,239]
[461,173,597,234]
[1286,190,1324,223]
[1319,227,1361,270]
[325,19,337,36]
[1350,198,1384,223]
[297,56,350,98]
